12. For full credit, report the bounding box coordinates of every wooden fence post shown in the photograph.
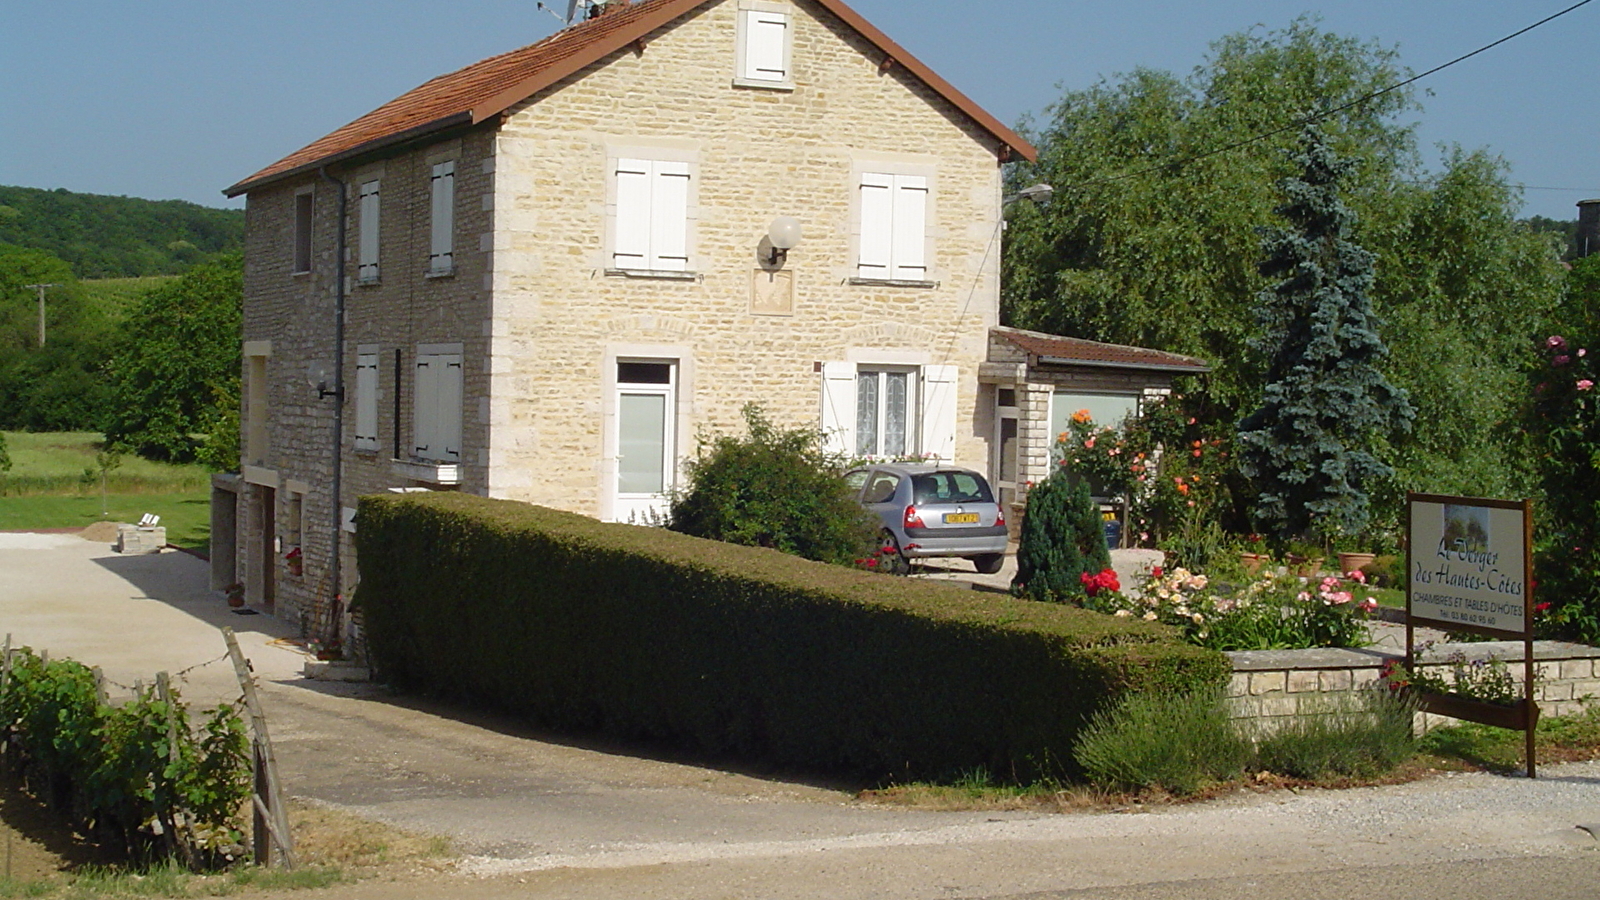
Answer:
[222,627,295,868]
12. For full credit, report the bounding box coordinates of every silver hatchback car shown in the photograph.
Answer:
[844,464,1009,574]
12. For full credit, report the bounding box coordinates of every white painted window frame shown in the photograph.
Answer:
[733,1,794,90]
[429,160,456,276]
[413,343,463,463]
[357,180,380,283]
[354,346,380,451]
[852,164,936,285]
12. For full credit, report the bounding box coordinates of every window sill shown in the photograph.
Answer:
[391,458,460,485]
[731,77,795,92]
[604,268,699,281]
[426,266,456,279]
[848,277,938,289]
[356,277,380,287]
[292,269,313,278]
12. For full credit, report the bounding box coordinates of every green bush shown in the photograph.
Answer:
[0,647,250,864]
[669,404,877,565]
[1071,687,1249,794]
[1254,689,1418,778]
[353,491,1228,783]
[1013,470,1110,602]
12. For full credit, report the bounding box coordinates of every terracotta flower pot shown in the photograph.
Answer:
[1337,552,1376,576]
[1239,551,1265,575]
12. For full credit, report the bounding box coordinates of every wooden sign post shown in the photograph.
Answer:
[1405,493,1538,777]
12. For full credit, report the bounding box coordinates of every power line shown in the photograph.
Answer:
[1046,0,1596,195]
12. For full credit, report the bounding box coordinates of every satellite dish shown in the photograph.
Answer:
[565,0,579,22]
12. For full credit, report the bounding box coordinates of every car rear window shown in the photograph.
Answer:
[912,472,993,505]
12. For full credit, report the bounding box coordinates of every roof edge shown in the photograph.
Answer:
[992,326,1213,373]
[1036,356,1213,374]
[224,111,476,197]
[471,1,705,125]
[810,0,1035,162]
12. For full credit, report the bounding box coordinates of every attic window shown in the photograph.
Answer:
[734,3,793,90]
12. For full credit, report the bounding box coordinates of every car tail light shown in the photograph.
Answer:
[995,506,1006,528]
[904,505,925,529]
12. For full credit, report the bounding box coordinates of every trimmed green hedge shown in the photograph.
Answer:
[353,492,1227,782]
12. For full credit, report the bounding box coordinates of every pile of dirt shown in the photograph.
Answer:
[77,521,122,544]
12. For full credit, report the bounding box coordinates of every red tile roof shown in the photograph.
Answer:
[225,0,1036,196]
[993,327,1212,373]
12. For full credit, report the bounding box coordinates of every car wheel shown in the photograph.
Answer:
[879,530,911,576]
[972,553,1004,575]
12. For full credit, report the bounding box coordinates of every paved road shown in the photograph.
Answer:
[3,532,1597,899]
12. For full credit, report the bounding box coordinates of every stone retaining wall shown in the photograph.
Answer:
[1228,640,1600,732]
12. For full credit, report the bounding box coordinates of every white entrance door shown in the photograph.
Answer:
[614,360,676,523]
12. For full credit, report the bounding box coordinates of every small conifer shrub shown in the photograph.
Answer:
[1012,470,1111,602]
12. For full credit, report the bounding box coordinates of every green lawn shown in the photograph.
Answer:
[1,431,210,495]
[0,432,214,553]
[0,491,211,552]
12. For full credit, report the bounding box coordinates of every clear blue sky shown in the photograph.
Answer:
[3,0,1595,218]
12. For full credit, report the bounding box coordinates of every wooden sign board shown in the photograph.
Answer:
[1405,492,1538,776]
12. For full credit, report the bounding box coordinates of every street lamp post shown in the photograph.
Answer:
[22,283,60,347]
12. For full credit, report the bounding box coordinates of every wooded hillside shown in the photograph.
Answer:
[0,185,243,278]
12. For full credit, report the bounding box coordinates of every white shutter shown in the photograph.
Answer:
[358,181,380,282]
[891,175,928,280]
[613,158,651,269]
[918,364,959,463]
[440,355,464,460]
[742,10,788,82]
[819,361,857,459]
[355,352,379,450]
[430,161,455,273]
[858,174,893,279]
[413,356,438,459]
[650,161,690,271]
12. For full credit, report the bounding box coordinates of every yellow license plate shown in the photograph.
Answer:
[943,513,980,524]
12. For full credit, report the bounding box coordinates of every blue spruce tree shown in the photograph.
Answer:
[1237,125,1413,543]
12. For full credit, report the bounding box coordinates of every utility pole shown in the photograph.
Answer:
[22,283,60,347]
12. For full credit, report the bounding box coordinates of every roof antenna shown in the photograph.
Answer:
[535,0,590,25]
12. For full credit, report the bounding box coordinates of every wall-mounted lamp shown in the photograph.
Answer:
[1002,183,1054,207]
[308,361,340,400]
[765,216,803,267]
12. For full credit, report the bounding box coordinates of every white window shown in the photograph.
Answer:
[292,191,314,274]
[354,349,379,451]
[413,349,463,462]
[858,173,928,281]
[357,180,380,283]
[1050,391,1141,440]
[736,5,791,86]
[429,161,455,275]
[820,362,957,462]
[613,360,678,523]
[612,158,690,272]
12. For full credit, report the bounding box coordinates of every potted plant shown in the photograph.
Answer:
[1238,533,1267,574]
[1283,539,1324,577]
[223,582,246,608]
[1381,654,1537,730]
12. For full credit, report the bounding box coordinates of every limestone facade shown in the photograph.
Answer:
[224,0,1019,637]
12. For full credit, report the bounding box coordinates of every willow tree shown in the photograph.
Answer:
[1236,126,1412,542]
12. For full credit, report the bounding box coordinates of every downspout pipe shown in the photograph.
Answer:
[318,167,348,648]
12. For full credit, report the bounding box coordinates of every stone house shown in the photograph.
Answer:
[211,0,1206,643]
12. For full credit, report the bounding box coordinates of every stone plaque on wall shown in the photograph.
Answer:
[750,269,794,316]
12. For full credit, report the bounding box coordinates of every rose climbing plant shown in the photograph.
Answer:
[1530,287,1600,643]
[1053,395,1234,564]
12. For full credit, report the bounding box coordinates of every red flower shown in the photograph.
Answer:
[1151,566,1163,579]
